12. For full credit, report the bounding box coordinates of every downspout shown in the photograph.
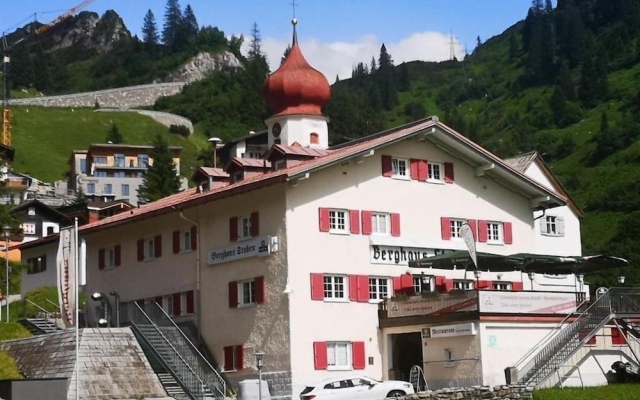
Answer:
[173,206,202,345]
[533,208,546,221]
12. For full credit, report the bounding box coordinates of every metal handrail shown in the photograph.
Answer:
[25,299,53,317]
[518,288,615,385]
[143,302,225,399]
[44,298,59,310]
[130,303,208,399]
[512,295,593,370]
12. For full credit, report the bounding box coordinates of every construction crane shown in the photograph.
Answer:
[1,0,97,161]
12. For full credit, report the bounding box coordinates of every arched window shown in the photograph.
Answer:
[310,133,319,144]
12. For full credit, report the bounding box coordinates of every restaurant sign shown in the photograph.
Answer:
[478,291,576,314]
[387,293,478,318]
[208,235,278,265]
[422,322,477,339]
[370,245,451,266]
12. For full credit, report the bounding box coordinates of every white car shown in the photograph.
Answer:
[299,375,415,400]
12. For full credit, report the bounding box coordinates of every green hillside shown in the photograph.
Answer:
[10,107,207,183]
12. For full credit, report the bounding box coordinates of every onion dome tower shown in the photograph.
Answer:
[263,18,331,149]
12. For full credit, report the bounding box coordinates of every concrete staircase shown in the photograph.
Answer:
[18,318,63,335]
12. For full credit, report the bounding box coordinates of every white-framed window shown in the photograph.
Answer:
[182,231,192,252]
[146,238,156,260]
[368,277,390,301]
[428,162,443,182]
[453,280,474,290]
[105,247,116,269]
[323,275,346,301]
[391,157,408,179]
[371,212,390,235]
[444,348,454,367]
[413,276,433,294]
[238,215,252,240]
[450,219,465,239]
[28,207,35,216]
[327,342,352,370]
[238,279,257,307]
[329,210,348,234]
[541,215,565,237]
[492,282,511,291]
[487,222,503,244]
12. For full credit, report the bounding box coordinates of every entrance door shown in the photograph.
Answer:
[392,332,423,382]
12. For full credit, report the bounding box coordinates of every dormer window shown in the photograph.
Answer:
[28,207,35,216]
[310,133,319,145]
[233,171,244,183]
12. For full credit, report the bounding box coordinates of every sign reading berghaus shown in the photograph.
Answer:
[208,235,278,265]
[370,245,451,266]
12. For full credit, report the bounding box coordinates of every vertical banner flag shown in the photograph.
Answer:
[57,226,77,328]
[459,223,478,269]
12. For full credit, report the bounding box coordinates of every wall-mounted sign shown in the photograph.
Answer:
[478,291,576,314]
[387,293,478,318]
[422,323,477,339]
[370,245,451,266]
[208,235,278,265]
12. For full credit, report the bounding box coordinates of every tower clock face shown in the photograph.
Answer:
[272,123,282,138]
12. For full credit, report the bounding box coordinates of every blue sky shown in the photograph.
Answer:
[3,1,553,79]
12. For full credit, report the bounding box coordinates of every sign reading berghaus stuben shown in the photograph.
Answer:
[370,245,450,266]
[208,235,278,265]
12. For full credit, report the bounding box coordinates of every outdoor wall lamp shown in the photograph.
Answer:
[255,352,265,400]
[527,272,535,281]
[617,275,626,284]
[473,270,481,279]
[91,292,109,327]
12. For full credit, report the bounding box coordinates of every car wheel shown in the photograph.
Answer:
[386,390,405,398]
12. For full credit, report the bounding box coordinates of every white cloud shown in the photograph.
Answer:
[242,31,465,82]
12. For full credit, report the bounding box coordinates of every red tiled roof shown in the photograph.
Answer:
[199,167,230,178]
[232,158,271,168]
[273,145,332,158]
[20,117,568,250]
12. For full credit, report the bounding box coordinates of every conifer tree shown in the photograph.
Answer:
[138,134,181,202]
[106,123,123,144]
[281,45,292,66]
[377,44,398,110]
[162,0,183,51]
[181,4,199,46]
[142,10,159,48]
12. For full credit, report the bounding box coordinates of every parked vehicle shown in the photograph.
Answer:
[299,375,414,400]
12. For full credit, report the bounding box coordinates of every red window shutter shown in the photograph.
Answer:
[512,282,524,291]
[361,211,373,235]
[587,335,597,345]
[409,159,420,180]
[349,210,360,234]
[503,222,513,244]
[228,281,238,308]
[352,342,366,370]
[390,213,401,237]
[444,279,454,292]
[611,328,626,345]
[349,275,358,301]
[440,217,452,240]
[154,235,162,258]
[255,276,266,304]
[318,208,330,232]
[313,342,328,370]
[172,230,181,254]
[114,245,121,267]
[137,239,144,261]
[136,299,144,308]
[250,212,260,237]
[235,345,244,370]
[224,346,234,371]
[477,280,491,290]
[478,220,488,243]
[435,276,445,288]
[418,160,428,181]
[190,226,197,250]
[98,248,105,270]
[155,296,163,307]
[393,277,402,292]
[381,155,393,177]
[186,290,195,314]
[401,274,413,290]
[357,275,370,302]
[467,219,478,241]
[310,273,324,300]
[173,293,181,316]
[229,217,238,242]
[444,162,455,183]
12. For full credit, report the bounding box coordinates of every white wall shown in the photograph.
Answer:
[525,162,582,257]
[285,138,553,392]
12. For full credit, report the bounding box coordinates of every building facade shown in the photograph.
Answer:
[21,25,589,399]
[68,144,187,206]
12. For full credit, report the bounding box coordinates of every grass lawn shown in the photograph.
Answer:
[535,384,640,399]
[10,106,206,184]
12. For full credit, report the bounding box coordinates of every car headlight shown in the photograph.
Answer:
[404,383,411,388]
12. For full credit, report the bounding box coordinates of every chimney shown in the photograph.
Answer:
[88,209,100,224]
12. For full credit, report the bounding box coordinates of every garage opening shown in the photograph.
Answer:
[391,332,422,381]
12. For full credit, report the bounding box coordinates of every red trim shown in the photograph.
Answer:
[512,282,523,291]
[352,342,366,370]
[155,296,163,307]
[137,239,144,261]
[478,220,488,243]
[173,230,181,254]
[173,293,181,316]
[410,159,419,180]
[611,327,627,345]
[228,281,238,308]
[390,213,401,237]
[235,345,244,369]
[223,346,234,371]
[349,210,360,234]
[186,290,195,314]
[310,273,324,300]
[418,160,428,181]
[357,275,370,302]
[229,217,238,241]
[467,219,477,241]
[444,162,455,183]
[98,248,105,270]
[255,276,266,304]
[250,212,260,237]
[440,217,451,240]
[349,275,359,302]
[154,235,162,258]
[381,155,393,177]
[114,245,121,266]
[503,222,513,244]
[313,342,328,370]
[318,208,330,232]
[361,211,373,235]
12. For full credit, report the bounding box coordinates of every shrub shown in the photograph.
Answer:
[169,124,191,136]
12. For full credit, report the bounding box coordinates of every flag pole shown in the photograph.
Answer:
[74,217,79,400]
